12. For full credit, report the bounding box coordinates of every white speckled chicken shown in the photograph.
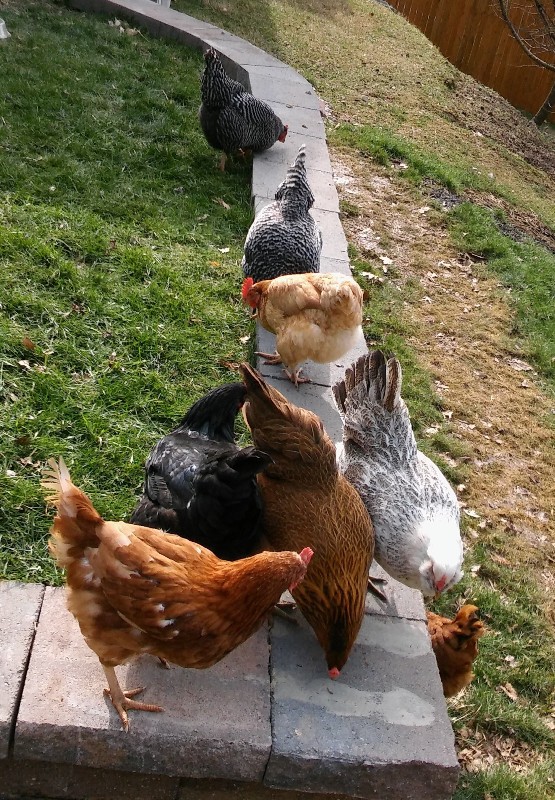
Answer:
[199,48,288,170]
[332,350,463,597]
[242,145,322,283]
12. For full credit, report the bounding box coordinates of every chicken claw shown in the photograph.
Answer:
[103,666,163,732]
[255,350,282,365]
[285,367,311,388]
[218,153,227,172]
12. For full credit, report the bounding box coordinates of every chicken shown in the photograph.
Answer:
[239,363,374,678]
[427,605,484,697]
[130,382,269,561]
[199,48,288,171]
[242,145,322,283]
[333,350,464,597]
[242,272,363,386]
[42,457,313,731]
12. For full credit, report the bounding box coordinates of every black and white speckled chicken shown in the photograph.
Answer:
[199,48,288,171]
[242,145,323,283]
[130,383,270,560]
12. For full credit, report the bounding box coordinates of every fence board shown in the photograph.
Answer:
[387,0,555,122]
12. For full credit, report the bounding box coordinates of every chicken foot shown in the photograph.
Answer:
[102,665,164,732]
[255,351,310,388]
[255,350,282,365]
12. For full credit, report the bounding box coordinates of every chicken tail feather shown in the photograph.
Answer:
[42,457,104,565]
[333,350,401,417]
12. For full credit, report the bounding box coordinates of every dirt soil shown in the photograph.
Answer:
[330,147,555,625]
[449,74,555,177]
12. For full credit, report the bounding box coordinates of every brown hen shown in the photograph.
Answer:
[42,457,313,731]
[427,604,484,697]
[239,363,374,678]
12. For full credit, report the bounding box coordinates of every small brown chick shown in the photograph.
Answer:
[427,604,484,697]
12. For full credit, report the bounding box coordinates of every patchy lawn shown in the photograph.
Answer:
[0,0,253,582]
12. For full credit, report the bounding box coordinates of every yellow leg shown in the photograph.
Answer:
[218,153,227,171]
[102,665,164,732]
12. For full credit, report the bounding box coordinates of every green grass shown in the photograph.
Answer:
[331,123,501,195]
[0,1,253,582]
[448,203,555,386]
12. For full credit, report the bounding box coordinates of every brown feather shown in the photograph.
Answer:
[427,604,485,697]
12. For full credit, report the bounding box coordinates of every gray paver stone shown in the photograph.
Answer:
[0,581,44,759]
[14,588,272,780]
[265,612,459,799]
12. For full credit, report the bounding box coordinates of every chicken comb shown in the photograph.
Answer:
[241,276,254,300]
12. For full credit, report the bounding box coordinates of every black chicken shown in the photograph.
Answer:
[130,383,270,560]
[199,48,288,171]
[242,145,323,282]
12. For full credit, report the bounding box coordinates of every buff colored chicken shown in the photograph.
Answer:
[239,363,374,678]
[42,457,313,731]
[427,605,484,697]
[242,272,363,386]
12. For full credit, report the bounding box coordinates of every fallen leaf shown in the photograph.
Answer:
[470,564,481,574]
[464,508,480,519]
[491,553,511,566]
[125,27,139,35]
[239,335,250,344]
[497,682,518,702]
[209,261,221,267]
[6,469,17,478]
[22,336,36,350]
[508,358,532,372]
[18,359,32,371]
[218,359,240,371]
[213,198,231,210]
[378,255,393,265]
[417,205,431,214]
[217,247,230,253]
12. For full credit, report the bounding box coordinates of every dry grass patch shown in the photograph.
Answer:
[331,147,555,619]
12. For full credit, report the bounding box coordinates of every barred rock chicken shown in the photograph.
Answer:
[242,145,322,283]
[130,383,269,561]
[333,351,464,598]
[242,272,363,386]
[199,48,288,171]
[239,363,374,678]
[43,457,313,730]
[427,605,484,697]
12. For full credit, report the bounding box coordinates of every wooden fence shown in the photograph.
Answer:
[387,0,555,123]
